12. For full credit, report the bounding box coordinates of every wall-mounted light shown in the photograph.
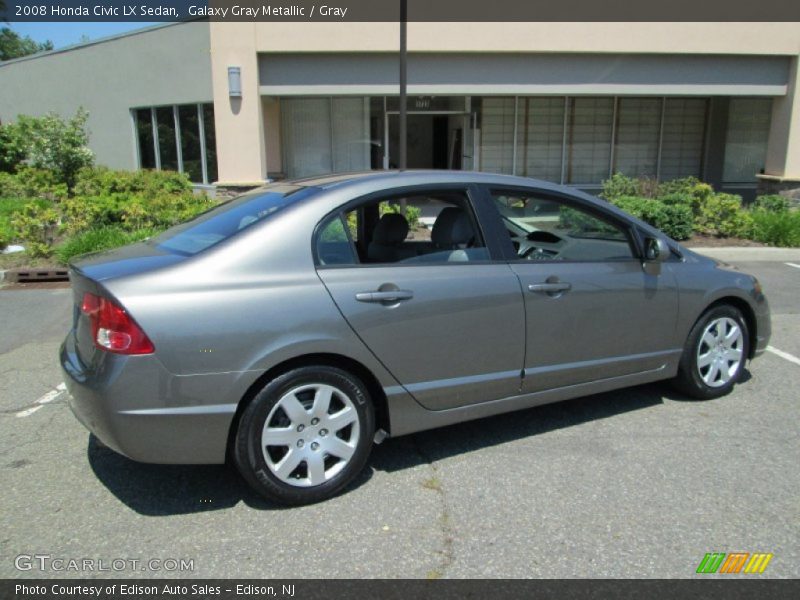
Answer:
[227,66,242,97]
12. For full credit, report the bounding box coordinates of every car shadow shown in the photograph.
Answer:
[87,380,720,516]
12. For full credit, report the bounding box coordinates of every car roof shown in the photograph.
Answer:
[289,170,570,193]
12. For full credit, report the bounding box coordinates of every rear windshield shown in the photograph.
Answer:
[154,185,318,256]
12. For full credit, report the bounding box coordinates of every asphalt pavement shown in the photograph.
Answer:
[0,249,798,579]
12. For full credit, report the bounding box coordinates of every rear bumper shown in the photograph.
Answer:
[60,330,237,464]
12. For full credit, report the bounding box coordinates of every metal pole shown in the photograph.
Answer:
[399,0,407,172]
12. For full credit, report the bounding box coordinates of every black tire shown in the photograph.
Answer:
[672,305,749,399]
[234,366,375,506]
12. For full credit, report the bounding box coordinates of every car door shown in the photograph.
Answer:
[482,186,680,394]
[315,186,526,411]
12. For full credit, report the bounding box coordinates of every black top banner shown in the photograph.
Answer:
[3,0,800,22]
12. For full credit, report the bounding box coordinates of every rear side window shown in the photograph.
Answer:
[316,215,357,266]
[155,186,318,256]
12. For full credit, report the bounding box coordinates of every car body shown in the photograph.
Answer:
[60,171,770,504]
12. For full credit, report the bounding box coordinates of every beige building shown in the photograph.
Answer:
[2,21,799,199]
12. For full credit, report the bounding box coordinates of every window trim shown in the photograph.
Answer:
[312,183,503,269]
[476,185,643,263]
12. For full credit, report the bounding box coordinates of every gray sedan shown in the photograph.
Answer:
[60,171,770,505]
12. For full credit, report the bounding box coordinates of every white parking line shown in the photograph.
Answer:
[767,346,800,367]
[15,406,43,418]
[786,263,800,270]
[14,383,67,418]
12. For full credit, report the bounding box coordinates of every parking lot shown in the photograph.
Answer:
[1,249,798,579]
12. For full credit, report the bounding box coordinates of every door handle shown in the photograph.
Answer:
[355,290,414,303]
[528,282,572,294]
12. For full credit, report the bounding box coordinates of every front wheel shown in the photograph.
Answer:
[234,366,375,505]
[672,305,749,399]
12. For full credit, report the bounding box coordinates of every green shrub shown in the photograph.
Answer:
[696,193,752,237]
[0,123,26,173]
[73,166,192,198]
[753,194,791,214]
[0,172,26,198]
[61,193,127,234]
[55,226,159,264]
[612,196,694,240]
[0,219,14,250]
[10,202,60,257]
[748,210,800,247]
[657,193,694,207]
[14,109,94,191]
[600,173,640,200]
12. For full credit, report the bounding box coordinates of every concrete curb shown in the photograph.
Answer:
[686,247,800,262]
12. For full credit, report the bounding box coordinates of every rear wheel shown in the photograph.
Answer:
[672,305,749,399]
[235,366,375,505]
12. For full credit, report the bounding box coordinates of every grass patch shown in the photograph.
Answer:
[54,226,160,264]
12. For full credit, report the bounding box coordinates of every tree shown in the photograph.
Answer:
[0,26,54,61]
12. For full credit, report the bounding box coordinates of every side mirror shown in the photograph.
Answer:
[644,236,669,262]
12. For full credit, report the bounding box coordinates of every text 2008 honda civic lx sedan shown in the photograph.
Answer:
[61,171,770,505]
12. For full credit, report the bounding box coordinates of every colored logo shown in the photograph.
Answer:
[696,552,773,574]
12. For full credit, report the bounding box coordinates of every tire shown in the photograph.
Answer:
[672,305,749,399]
[234,366,375,505]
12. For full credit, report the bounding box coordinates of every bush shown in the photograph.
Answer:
[0,122,26,173]
[612,196,694,240]
[14,109,94,191]
[73,166,192,198]
[695,193,752,237]
[10,202,60,257]
[753,194,791,214]
[600,173,640,200]
[11,167,68,201]
[55,226,159,264]
[748,210,800,247]
[0,219,14,250]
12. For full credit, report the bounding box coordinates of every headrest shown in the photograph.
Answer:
[372,213,409,245]
[431,207,473,248]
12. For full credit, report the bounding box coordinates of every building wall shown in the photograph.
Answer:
[211,22,800,185]
[0,22,213,171]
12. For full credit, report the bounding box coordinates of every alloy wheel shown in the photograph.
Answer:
[696,317,744,388]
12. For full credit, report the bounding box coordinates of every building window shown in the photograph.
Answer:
[660,98,708,181]
[566,98,614,184]
[281,97,370,179]
[178,105,202,183]
[132,103,218,184]
[516,97,565,183]
[723,98,772,184]
[478,97,516,174]
[155,106,178,172]
[613,98,661,179]
[134,108,156,169]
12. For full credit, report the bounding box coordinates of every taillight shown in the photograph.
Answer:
[81,292,154,355]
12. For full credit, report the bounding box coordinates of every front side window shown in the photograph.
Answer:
[315,189,489,267]
[492,191,634,262]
